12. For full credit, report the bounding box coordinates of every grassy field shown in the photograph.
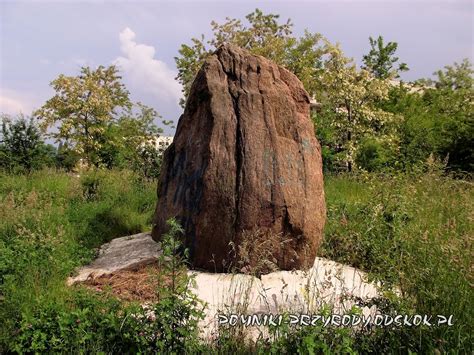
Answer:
[0,169,472,353]
[0,169,157,351]
[321,171,473,352]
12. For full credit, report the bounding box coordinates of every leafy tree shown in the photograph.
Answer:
[433,58,473,90]
[382,59,473,172]
[34,65,132,167]
[56,141,80,171]
[175,9,325,104]
[314,42,398,171]
[0,114,56,172]
[362,35,408,79]
[424,59,473,172]
[98,102,163,170]
[34,65,169,174]
[176,10,403,173]
[379,85,435,169]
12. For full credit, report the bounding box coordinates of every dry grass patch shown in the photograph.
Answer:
[82,265,161,302]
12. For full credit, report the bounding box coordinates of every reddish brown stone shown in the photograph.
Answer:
[152,44,325,272]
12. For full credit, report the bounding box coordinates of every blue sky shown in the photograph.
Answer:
[1,0,472,132]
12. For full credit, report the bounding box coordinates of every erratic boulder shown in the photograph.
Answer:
[152,44,325,272]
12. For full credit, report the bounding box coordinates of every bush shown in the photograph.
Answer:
[355,138,396,172]
[0,114,57,173]
[55,143,80,171]
[9,291,122,353]
[150,218,205,352]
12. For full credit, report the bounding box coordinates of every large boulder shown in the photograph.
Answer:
[152,44,325,272]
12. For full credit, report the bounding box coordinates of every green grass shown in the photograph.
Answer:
[0,169,157,351]
[0,168,472,353]
[320,171,473,352]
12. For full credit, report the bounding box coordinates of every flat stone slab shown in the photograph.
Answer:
[67,232,161,285]
[190,258,380,340]
[68,233,382,341]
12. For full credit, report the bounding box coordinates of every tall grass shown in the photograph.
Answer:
[0,169,156,350]
[320,171,473,352]
[0,168,472,352]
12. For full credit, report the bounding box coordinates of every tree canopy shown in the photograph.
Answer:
[34,65,163,171]
[0,114,56,172]
[175,9,401,171]
[362,35,409,79]
[0,9,466,175]
[34,65,132,167]
[314,42,397,171]
[175,9,325,103]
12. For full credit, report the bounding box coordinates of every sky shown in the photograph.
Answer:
[0,0,472,134]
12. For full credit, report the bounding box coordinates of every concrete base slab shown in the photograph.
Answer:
[68,233,383,341]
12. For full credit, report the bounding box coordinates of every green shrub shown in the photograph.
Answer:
[149,218,205,353]
[80,172,102,200]
[0,114,57,173]
[10,290,122,353]
[355,138,397,172]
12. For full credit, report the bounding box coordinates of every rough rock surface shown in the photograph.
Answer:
[152,44,326,271]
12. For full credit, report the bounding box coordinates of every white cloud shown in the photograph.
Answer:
[114,27,182,103]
